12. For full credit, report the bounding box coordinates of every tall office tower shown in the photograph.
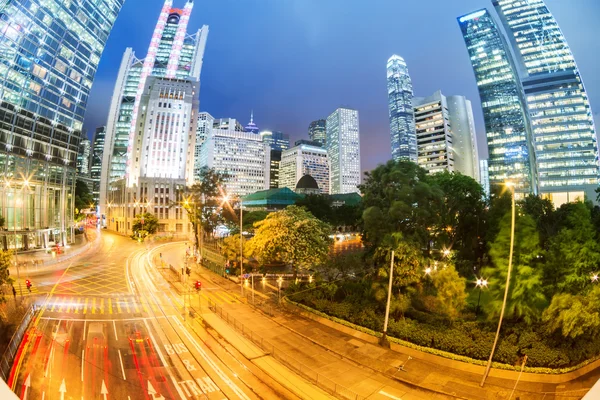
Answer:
[308,119,327,147]
[280,142,329,194]
[214,118,244,131]
[387,55,417,162]
[90,127,106,206]
[260,131,290,152]
[77,132,92,177]
[326,108,361,194]
[494,0,599,205]
[458,9,536,196]
[101,0,209,219]
[269,150,282,189]
[245,111,259,134]
[480,159,491,198]
[447,95,480,180]
[199,126,271,196]
[0,0,124,250]
[194,111,214,179]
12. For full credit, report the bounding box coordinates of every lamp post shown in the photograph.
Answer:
[277,276,283,303]
[380,250,394,348]
[239,198,243,296]
[14,197,23,298]
[481,181,516,387]
[475,278,488,316]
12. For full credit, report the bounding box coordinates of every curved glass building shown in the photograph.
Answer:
[387,54,417,162]
[0,0,124,250]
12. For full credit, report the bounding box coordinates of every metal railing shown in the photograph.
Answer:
[207,299,364,400]
[0,304,36,381]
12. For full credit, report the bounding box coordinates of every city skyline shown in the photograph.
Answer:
[83,0,600,175]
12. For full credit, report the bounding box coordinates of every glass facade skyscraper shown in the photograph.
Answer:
[326,108,361,194]
[0,0,123,250]
[458,9,536,195]
[90,126,106,206]
[308,119,326,147]
[493,0,599,205]
[387,55,417,162]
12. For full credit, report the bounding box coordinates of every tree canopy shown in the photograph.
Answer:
[132,212,158,238]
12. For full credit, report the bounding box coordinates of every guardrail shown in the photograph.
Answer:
[0,305,37,382]
[206,298,364,400]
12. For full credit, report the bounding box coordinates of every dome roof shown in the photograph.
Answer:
[296,175,319,190]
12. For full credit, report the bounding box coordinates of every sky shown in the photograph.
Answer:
[83,0,600,174]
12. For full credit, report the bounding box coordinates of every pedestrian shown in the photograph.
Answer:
[12,286,16,299]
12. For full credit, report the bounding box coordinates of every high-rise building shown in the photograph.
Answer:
[260,131,290,152]
[326,108,361,194]
[458,9,536,196]
[269,150,282,189]
[447,95,480,181]
[214,118,244,132]
[100,0,209,219]
[90,127,106,206]
[387,55,417,162]
[308,119,327,147]
[280,143,329,195]
[194,112,214,180]
[77,131,92,177]
[480,159,490,198]
[493,0,599,205]
[101,1,208,235]
[0,0,124,250]
[245,111,259,134]
[199,126,271,196]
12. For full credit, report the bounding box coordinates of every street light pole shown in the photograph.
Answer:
[481,183,516,386]
[240,198,243,296]
[380,249,394,347]
[14,197,23,299]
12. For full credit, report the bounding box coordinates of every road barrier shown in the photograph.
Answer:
[0,304,36,382]
[206,298,364,400]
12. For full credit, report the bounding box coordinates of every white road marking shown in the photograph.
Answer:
[113,321,118,340]
[81,350,85,382]
[379,390,403,400]
[118,349,126,380]
[83,321,86,342]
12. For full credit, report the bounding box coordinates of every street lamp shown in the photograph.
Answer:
[277,276,283,303]
[591,273,599,283]
[481,181,516,387]
[222,194,244,296]
[475,278,488,316]
[14,197,23,298]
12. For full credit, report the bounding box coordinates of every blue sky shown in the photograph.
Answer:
[84,0,600,173]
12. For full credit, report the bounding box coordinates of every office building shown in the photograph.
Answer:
[326,108,361,194]
[269,150,282,189]
[100,0,209,221]
[308,119,327,147]
[77,131,92,177]
[102,1,208,235]
[194,112,214,180]
[199,126,271,196]
[0,0,124,250]
[458,9,536,196]
[494,0,599,205]
[447,95,480,181]
[480,159,490,198]
[387,55,417,162]
[260,131,290,152]
[214,118,244,132]
[280,142,329,194]
[90,127,106,206]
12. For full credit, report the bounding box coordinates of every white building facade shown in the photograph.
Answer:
[194,111,214,179]
[280,143,329,194]
[326,108,361,194]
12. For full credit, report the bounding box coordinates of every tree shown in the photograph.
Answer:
[221,234,247,267]
[132,212,158,238]
[0,250,14,304]
[542,287,600,339]
[520,195,556,249]
[484,213,546,325]
[247,206,332,276]
[296,194,334,223]
[74,179,94,221]
[317,252,366,281]
[430,264,468,320]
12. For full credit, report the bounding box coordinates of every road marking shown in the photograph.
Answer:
[58,297,65,313]
[132,299,140,313]
[118,349,126,380]
[100,298,105,314]
[108,298,113,314]
[92,298,96,314]
[83,298,89,314]
[83,321,87,342]
[142,301,149,314]
[116,299,122,314]
[51,300,57,312]
[74,298,81,314]
[123,298,131,313]
[113,321,118,340]
[379,390,403,400]
[81,350,85,382]
[65,298,72,313]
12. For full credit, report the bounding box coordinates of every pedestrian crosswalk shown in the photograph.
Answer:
[43,296,160,315]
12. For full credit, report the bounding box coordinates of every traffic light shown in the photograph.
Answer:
[25,279,32,292]
[194,281,202,291]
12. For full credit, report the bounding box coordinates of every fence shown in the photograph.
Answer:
[207,299,364,400]
[0,304,36,382]
[199,248,226,276]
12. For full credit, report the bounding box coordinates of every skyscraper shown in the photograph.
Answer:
[195,112,214,180]
[458,9,536,196]
[0,0,124,250]
[260,130,290,189]
[101,1,208,235]
[387,55,417,162]
[100,0,208,217]
[280,143,329,195]
[245,111,259,134]
[308,119,327,147]
[493,0,599,205]
[77,131,92,177]
[90,127,106,206]
[447,95,480,181]
[326,108,361,194]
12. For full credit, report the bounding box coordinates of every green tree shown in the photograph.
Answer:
[484,213,546,325]
[296,194,334,223]
[520,195,556,249]
[74,179,94,221]
[317,252,366,281]
[0,250,14,304]
[132,212,159,237]
[542,287,600,339]
[221,234,247,267]
[247,206,332,276]
[431,264,468,320]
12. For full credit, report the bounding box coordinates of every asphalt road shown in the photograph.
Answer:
[7,231,278,400]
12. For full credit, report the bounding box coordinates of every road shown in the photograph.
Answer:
[7,231,284,400]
